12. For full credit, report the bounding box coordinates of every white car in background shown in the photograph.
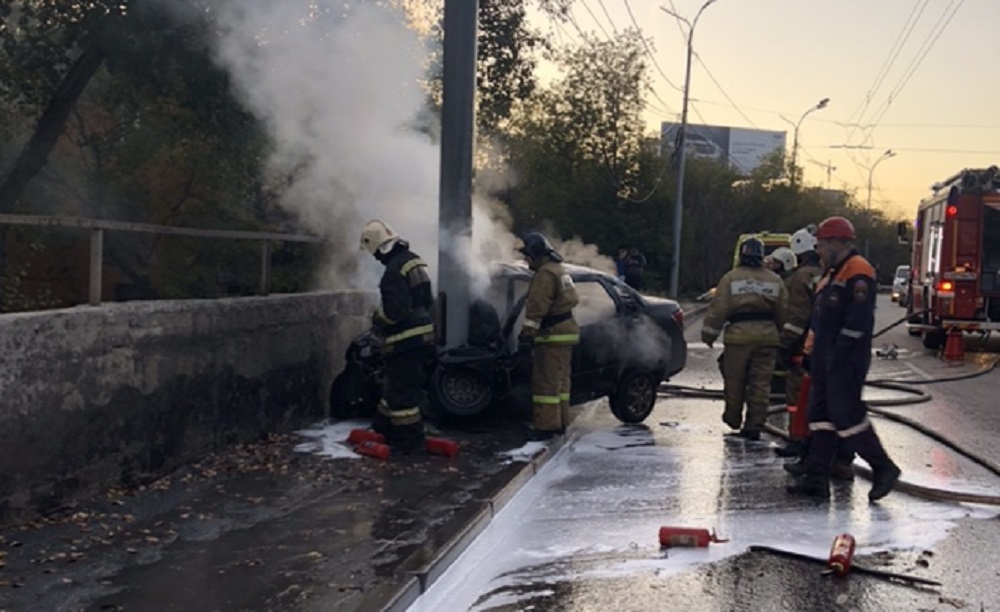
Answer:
[892,264,910,306]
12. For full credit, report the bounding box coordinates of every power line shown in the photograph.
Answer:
[854,0,965,146]
[596,0,618,33]
[576,1,612,40]
[844,0,929,144]
[622,0,682,92]
[692,52,758,129]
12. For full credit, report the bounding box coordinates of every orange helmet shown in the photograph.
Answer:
[815,216,856,240]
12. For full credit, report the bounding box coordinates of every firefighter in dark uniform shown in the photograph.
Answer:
[787,216,901,500]
[360,219,436,454]
[774,230,823,458]
[701,237,788,440]
[516,232,580,439]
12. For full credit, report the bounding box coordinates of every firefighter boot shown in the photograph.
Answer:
[785,472,830,497]
[852,428,901,501]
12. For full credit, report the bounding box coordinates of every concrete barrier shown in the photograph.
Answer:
[0,291,372,522]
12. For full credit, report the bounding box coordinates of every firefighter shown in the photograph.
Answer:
[774,229,823,458]
[516,232,580,440]
[787,216,901,500]
[360,219,436,455]
[769,247,797,279]
[701,237,788,440]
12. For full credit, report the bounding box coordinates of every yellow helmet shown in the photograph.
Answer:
[360,219,399,254]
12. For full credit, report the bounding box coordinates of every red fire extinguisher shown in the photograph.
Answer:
[788,372,811,440]
[347,428,460,457]
[658,526,728,548]
[825,533,856,576]
[347,428,385,446]
[353,440,391,460]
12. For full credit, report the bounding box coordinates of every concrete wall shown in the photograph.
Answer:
[0,291,371,522]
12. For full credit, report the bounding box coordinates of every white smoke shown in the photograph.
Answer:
[161,0,614,298]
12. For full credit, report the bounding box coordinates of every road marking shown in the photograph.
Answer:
[904,360,934,381]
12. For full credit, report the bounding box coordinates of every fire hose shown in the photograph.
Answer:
[661,310,1000,505]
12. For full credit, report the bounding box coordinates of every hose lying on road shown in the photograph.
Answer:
[746,545,942,589]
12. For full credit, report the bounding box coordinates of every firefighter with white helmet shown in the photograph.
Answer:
[701,237,788,440]
[787,216,901,500]
[516,231,580,439]
[360,219,436,454]
[768,247,797,278]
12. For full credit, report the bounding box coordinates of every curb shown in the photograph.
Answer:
[359,433,574,612]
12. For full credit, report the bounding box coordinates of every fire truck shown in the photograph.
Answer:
[905,166,1000,348]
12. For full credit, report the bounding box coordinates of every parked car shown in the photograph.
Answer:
[330,262,688,425]
[892,264,910,306]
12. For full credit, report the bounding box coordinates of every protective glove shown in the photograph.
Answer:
[801,354,811,373]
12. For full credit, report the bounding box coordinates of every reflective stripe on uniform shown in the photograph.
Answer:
[385,323,434,345]
[730,278,782,297]
[378,402,422,425]
[523,319,541,330]
[532,394,561,404]
[783,322,805,335]
[534,333,580,344]
[809,421,836,432]
[400,258,426,276]
[375,307,396,325]
[559,393,570,401]
[702,325,721,336]
[836,417,872,438]
[839,328,864,339]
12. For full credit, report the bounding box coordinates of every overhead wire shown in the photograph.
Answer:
[622,0,682,93]
[844,0,930,145]
[595,0,618,33]
[576,0,612,40]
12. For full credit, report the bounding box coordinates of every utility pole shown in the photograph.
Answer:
[437,0,478,349]
[864,149,896,259]
[787,97,829,190]
[808,159,836,188]
[662,0,717,299]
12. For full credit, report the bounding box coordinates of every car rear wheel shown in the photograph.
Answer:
[609,369,658,424]
[429,366,494,420]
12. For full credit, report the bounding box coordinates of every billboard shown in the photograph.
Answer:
[660,122,786,174]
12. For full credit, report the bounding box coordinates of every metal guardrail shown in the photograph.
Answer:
[0,213,327,306]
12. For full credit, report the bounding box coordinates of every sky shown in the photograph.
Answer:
[529,0,1000,219]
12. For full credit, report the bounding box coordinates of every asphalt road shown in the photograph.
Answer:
[408,295,1000,611]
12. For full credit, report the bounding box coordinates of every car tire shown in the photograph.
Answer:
[429,365,494,420]
[609,369,658,424]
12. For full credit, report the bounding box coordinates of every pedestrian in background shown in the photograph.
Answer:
[624,247,647,290]
[615,247,628,282]
[701,237,788,440]
[360,219,436,455]
[786,216,901,500]
[517,232,580,440]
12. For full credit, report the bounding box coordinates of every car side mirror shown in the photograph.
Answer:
[896,221,910,245]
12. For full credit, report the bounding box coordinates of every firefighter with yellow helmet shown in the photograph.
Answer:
[701,236,788,440]
[516,232,580,439]
[360,219,436,454]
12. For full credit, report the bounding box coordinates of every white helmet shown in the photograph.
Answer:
[789,227,817,255]
[360,219,400,255]
[770,247,797,273]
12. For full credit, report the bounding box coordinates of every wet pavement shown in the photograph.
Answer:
[2,295,999,611]
[409,296,1000,611]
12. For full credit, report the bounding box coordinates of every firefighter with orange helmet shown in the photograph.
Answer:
[360,219,436,454]
[787,216,901,500]
[701,237,788,440]
[516,232,580,439]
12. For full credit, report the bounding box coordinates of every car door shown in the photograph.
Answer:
[571,277,624,397]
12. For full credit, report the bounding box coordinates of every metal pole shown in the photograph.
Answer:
[438,0,478,348]
[666,0,715,299]
[89,228,103,305]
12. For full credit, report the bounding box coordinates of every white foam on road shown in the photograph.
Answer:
[409,424,999,612]
[292,419,370,459]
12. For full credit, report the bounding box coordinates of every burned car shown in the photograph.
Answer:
[330,262,687,424]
